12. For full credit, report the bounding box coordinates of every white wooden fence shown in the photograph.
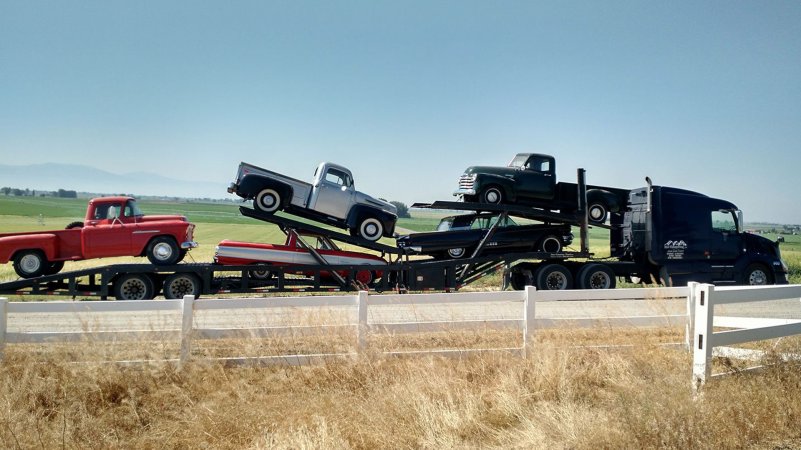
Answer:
[0,286,690,365]
[3,283,800,388]
[691,282,801,387]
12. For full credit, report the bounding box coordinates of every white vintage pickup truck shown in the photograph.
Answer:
[228,162,397,241]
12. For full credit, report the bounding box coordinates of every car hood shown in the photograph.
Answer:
[355,192,398,215]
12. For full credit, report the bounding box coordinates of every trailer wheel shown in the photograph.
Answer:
[114,274,155,300]
[587,202,609,224]
[254,188,282,214]
[146,236,181,265]
[535,264,573,290]
[44,261,65,276]
[577,263,616,290]
[13,250,47,279]
[248,266,274,280]
[357,217,384,242]
[742,263,772,286]
[447,248,466,259]
[480,186,504,204]
[355,269,375,286]
[65,221,84,229]
[510,268,534,290]
[538,235,563,253]
[163,273,201,299]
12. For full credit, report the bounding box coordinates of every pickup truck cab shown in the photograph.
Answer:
[0,197,197,278]
[454,153,629,224]
[228,162,397,241]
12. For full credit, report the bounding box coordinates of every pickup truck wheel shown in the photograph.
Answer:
[65,221,84,229]
[146,236,181,265]
[588,202,609,224]
[355,269,374,286]
[163,273,201,299]
[742,263,772,286]
[577,263,616,290]
[480,186,504,204]
[13,250,47,279]
[538,235,563,253]
[254,188,282,214]
[535,263,573,290]
[45,261,65,275]
[358,217,384,242]
[114,274,155,300]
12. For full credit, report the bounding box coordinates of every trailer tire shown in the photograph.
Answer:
[114,274,155,300]
[587,202,609,224]
[248,266,274,280]
[742,263,772,286]
[510,268,534,290]
[45,261,65,275]
[65,221,84,229]
[357,216,384,242]
[254,188,282,214]
[447,248,467,259]
[577,263,616,290]
[163,273,202,299]
[13,250,47,279]
[538,235,563,253]
[480,186,504,204]
[535,263,573,290]
[146,236,181,265]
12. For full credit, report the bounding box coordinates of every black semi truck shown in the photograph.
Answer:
[508,178,788,289]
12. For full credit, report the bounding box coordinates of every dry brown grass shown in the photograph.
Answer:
[2,327,801,449]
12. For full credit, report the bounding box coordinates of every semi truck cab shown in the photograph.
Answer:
[613,184,788,286]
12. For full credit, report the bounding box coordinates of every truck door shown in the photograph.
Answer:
[310,167,354,219]
[82,202,133,258]
[515,155,556,200]
[707,209,741,262]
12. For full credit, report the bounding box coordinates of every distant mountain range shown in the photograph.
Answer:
[0,163,227,199]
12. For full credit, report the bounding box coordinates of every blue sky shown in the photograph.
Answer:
[2,1,800,223]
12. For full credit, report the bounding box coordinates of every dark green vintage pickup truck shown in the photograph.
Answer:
[453,153,629,224]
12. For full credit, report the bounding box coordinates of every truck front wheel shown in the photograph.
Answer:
[146,236,181,265]
[254,188,282,214]
[587,202,609,224]
[13,250,47,279]
[357,217,384,242]
[742,263,773,285]
[480,186,504,204]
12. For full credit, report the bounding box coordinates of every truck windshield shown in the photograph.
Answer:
[125,201,144,217]
[508,155,528,168]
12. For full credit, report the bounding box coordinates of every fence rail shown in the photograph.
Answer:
[3,282,801,388]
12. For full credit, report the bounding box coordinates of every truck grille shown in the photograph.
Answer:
[458,174,475,190]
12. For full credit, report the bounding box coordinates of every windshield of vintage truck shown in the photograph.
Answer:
[508,155,528,168]
[125,200,144,217]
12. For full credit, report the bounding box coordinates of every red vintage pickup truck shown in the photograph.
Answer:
[0,197,197,278]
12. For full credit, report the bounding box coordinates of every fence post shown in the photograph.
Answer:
[692,283,715,391]
[686,282,698,352]
[179,295,195,367]
[357,291,368,353]
[0,298,7,362]
[523,286,537,357]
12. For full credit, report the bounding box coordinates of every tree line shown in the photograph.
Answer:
[0,187,77,198]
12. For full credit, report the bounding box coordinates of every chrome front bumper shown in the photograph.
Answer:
[453,188,477,196]
[181,241,199,250]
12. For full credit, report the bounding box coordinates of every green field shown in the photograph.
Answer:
[1,195,799,286]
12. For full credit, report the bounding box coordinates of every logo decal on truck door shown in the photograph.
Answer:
[664,240,687,259]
